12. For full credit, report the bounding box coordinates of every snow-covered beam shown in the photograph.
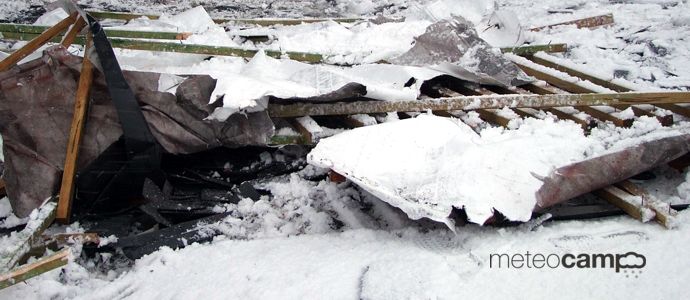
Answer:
[267,91,690,117]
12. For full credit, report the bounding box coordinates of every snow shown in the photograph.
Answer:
[309,115,690,227]
[1,0,690,298]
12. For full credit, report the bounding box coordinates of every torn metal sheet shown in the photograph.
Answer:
[307,115,690,228]
[389,16,533,87]
[0,46,275,217]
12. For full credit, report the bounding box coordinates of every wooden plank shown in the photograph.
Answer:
[60,17,87,47]
[476,109,512,127]
[530,13,614,32]
[526,53,633,92]
[85,10,361,25]
[289,116,319,144]
[615,180,678,228]
[655,103,690,118]
[56,34,94,224]
[44,233,100,246]
[593,186,655,223]
[0,13,77,71]
[267,91,690,117]
[0,202,57,273]
[500,43,567,56]
[0,179,5,198]
[107,38,324,63]
[611,104,673,126]
[0,248,70,290]
[0,24,192,41]
[512,58,597,94]
[576,106,633,127]
[545,107,595,131]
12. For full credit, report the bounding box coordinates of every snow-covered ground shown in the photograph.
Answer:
[1,0,690,299]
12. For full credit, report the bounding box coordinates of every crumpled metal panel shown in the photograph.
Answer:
[536,134,690,209]
[0,46,275,217]
[390,16,533,87]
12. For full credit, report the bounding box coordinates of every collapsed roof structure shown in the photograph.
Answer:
[0,0,689,289]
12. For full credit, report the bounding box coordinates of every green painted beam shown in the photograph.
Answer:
[0,23,188,40]
[500,43,567,56]
[86,10,362,25]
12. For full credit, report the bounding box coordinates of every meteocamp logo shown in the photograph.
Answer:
[489,251,646,278]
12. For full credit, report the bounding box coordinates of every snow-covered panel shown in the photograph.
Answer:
[308,115,595,227]
[309,115,690,228]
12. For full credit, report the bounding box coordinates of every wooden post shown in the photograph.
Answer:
[56,33,94,224]
[0,248,70,290]
[0,13,77,72]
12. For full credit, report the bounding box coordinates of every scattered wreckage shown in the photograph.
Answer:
[0,3,689,289]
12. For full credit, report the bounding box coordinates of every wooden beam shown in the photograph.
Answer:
[0,25,194,41]
[615,180,678,229]
[107,38,324,63]
[0,248,69,290]
[511,57,597,94]
[655,103,690,119]
[56,34,94,224]
[60,17,87,47]
[593,186,655,223]
[0,13,77,71]
[545,107,595,131]
[0,202,57,273]
[476,109,512,127]
[576,106,633,127]
[267,91,690,117]
[525,53,633,92]
[85,10,362,25]
[500,43,567,56]
[530,13,614,32]
[611,104,673,126]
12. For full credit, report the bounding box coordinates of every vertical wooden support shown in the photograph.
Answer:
[0,248,70,290]
[0,13,77,72]
[56,33,94,224]
[60,16,87,48]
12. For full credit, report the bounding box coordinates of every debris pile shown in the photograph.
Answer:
[0,0,689,290]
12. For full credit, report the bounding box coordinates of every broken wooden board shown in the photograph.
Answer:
[0,201,57,273]
[530,13,614,32]
[593,186,655,223]
[267,91,690,117]
[0,248,69,290]
[615,180,679,228]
